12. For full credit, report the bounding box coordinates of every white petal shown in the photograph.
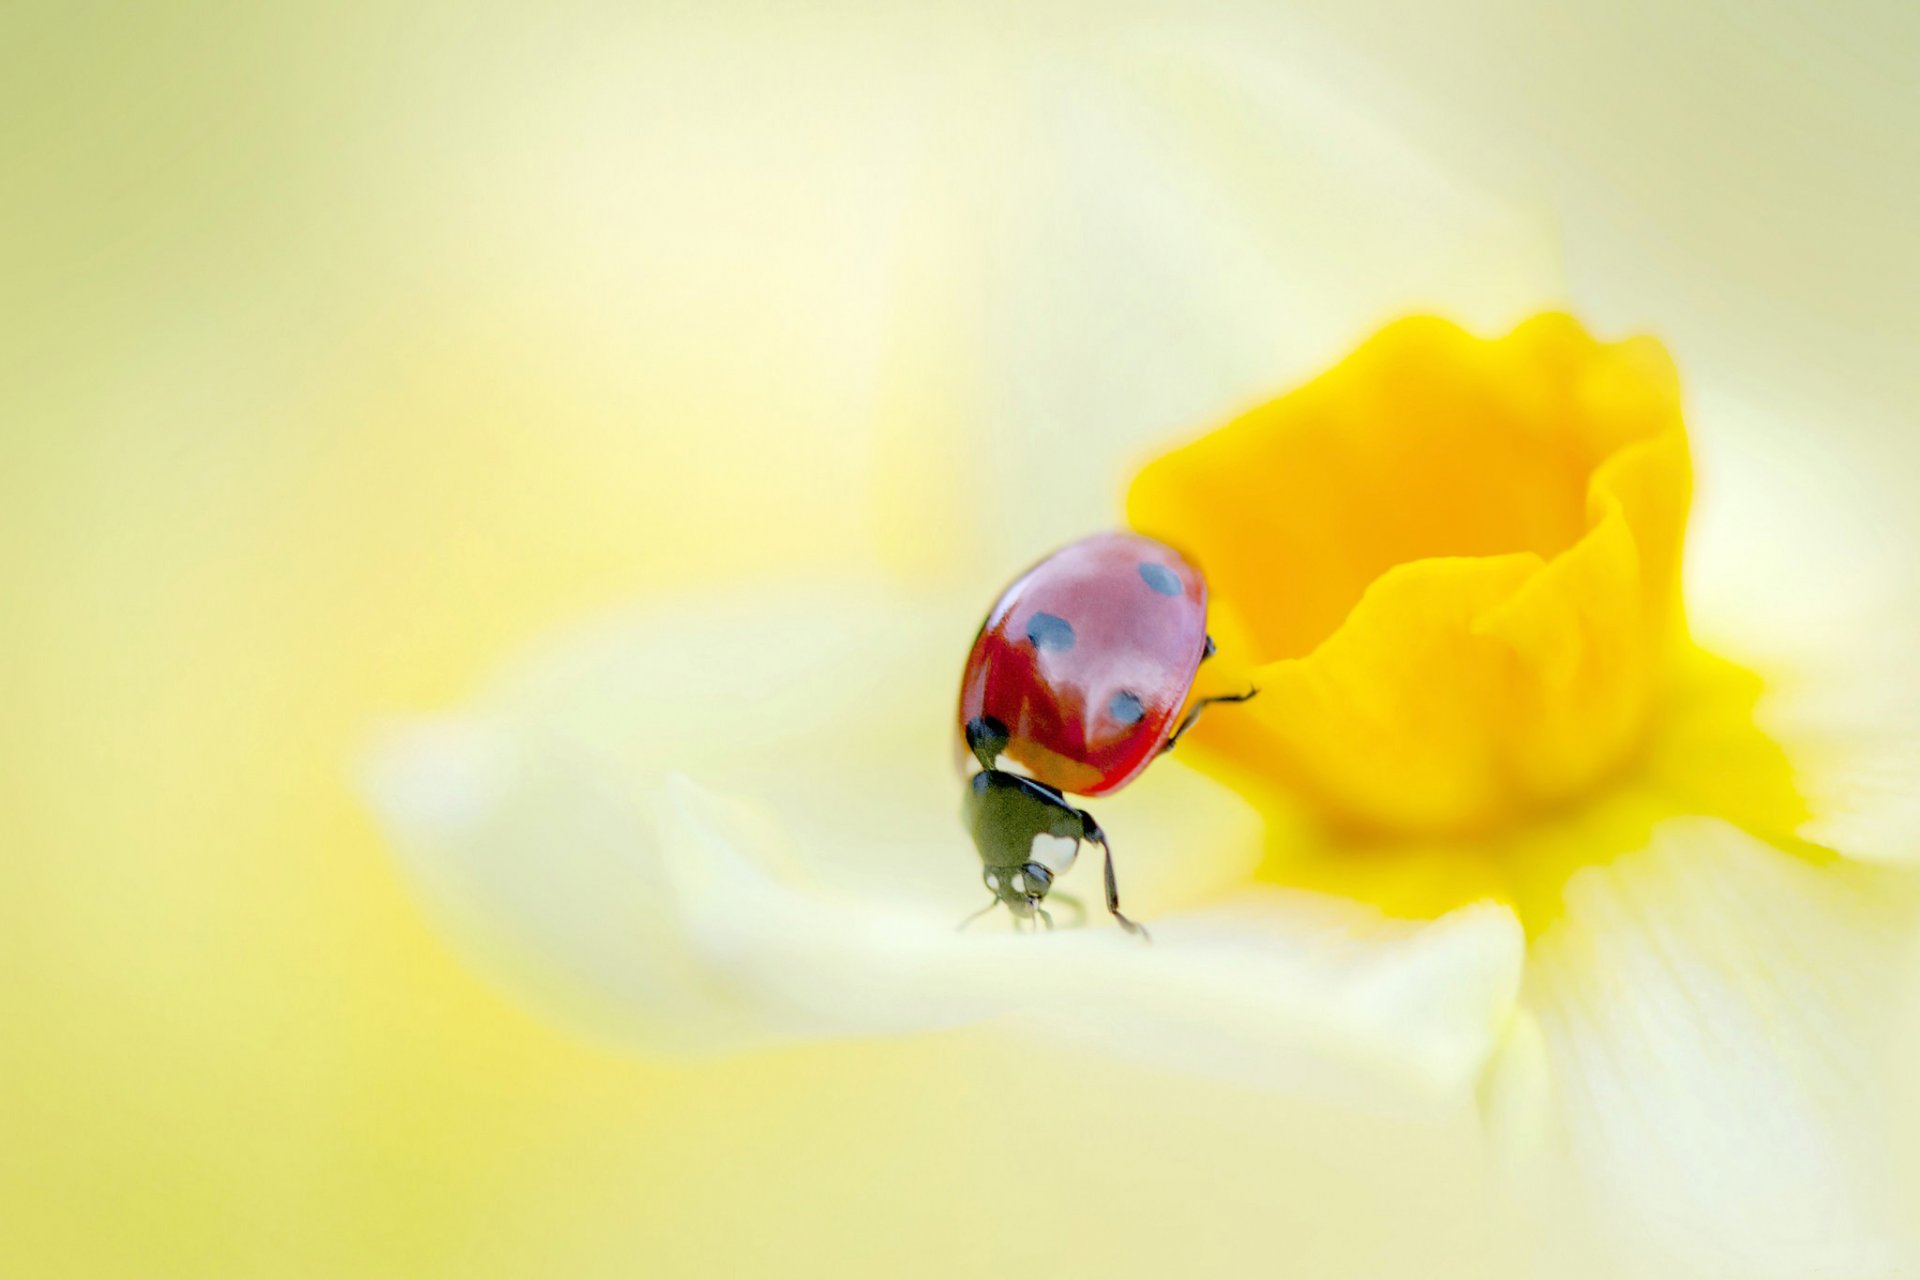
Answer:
[1761,629,1920,866]
[1687,386,1920,865]
[360,586,1525,1109]
[875,29,1564,573]
[664,772,1524,1108]
[1482,816,1920,1276]
[357,584,971,1051]
[359,716,775,1053]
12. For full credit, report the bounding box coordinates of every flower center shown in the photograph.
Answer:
[1128,315,1807,926]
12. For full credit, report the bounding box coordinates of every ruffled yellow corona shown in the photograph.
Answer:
[1130,315,1804,923]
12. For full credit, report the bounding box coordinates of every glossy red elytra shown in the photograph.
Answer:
[956,531,1257,936]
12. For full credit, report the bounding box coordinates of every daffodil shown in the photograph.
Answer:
[347,19,1920,1274]
[362,306,1920,1276]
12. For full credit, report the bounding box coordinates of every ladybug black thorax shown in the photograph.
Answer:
[964,771,1074,869]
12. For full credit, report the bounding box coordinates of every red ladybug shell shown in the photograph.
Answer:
[958,532,1209,797]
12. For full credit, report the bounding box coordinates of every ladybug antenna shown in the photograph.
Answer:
[955,899,1001,932]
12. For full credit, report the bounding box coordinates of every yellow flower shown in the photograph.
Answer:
[1133,313,1689,839]
[1127,313,1810,932]
[364,310,1920,1277]
[1114,315,1920,1271]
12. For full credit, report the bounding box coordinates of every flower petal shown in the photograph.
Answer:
[360,716,776,1053]
[664,771,1524,1106]
[1482,816,1920,1275]
[871,34,1563,577]
[1767,638,1920,865]
[1129,315,1691,836]
[1685,385,1920,865]
[361,586,1525,1108]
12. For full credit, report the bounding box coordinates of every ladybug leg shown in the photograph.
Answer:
[964,716,1010,770]
[1202,634,1216,661]
[1161,686,1260,754]
[1077,811,1149,940]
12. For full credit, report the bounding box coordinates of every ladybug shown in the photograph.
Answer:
[957,531,1257,936]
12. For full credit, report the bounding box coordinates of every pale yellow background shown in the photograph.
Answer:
[5,2,1917,1276]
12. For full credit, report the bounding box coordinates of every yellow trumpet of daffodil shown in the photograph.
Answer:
[1133,313,1689,838]
[1128,314,1820,940]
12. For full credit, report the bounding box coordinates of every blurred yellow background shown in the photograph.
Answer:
[5,2,1917,1275]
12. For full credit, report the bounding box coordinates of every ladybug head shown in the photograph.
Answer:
[983,861,1054,921]
[960,769,1081,931]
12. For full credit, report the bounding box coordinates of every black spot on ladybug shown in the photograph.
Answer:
[1026,612,1075,651]
[1108,690,1145,725]
[1138,562,1181,596]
